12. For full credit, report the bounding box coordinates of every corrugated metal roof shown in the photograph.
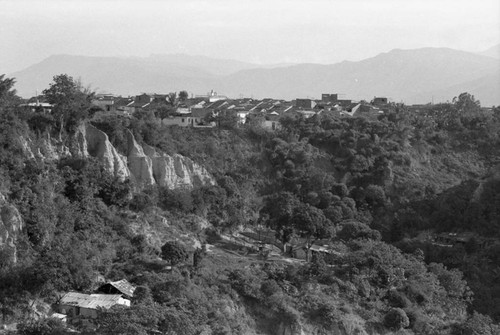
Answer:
[59,292,125,310]
[108,279,136,297]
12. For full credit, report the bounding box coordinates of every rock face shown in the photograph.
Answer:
[0,193,24,264]
[80,124,130,181]
[22,123,214,189]
[144,143,214,189]
[126,130,155,186]
[125,131,214,188]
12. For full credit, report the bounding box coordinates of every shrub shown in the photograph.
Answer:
[260,279,282,297]
[383,308,409,331]
[161,241,189,266]
[386,290,411,309]
[17,317,68,335]
[337,220,381,241]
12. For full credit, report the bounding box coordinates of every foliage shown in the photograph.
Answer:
[0,82,498,333]
[17,317,68,335]
[0,74,21,108]
[383,308,409,331]
[337,220,381,241]
[42,74,94,134]
[161,241,189,266]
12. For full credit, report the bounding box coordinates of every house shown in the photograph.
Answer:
[432,232,494,249]
[91,94,115,112]
[191,108,217,127]
[57,292,130,325]
[126,93,152,113]
[195,89,228,102]
[19,101,53,113]
[337,99,352,107]
[161,115,193,127]
[114,97,134,114]
[161,108,216,128]
[262,112,281,130]
[295,99,316,110]
[340,103,382,118]
[97,279,136,299]
[321,94,338,103]
[372,97,388,106]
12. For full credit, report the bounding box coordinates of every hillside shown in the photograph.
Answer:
[1,73,500,334]
[10,48,500,105]
[409,73,500,107]
[217,48,500,104]
[479,43,500,59]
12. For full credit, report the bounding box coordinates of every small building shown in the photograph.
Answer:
[161,115,193,127]
[91,94,115,112]
[295,99,316,110]
[321,94,338,103]
[57,292,130,325]
[372,97,388,106]
[19,102,53,113]
[337,99,352,107]
[126,93,152,113]
[97,279,136,299]
[263,112,281,130]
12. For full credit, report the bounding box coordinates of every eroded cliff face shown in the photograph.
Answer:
[22,123,214,189]
[0,193,24,264]
[79,124,130,181]
[143,142,214,189]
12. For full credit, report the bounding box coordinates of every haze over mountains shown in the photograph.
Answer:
[9,46,500,106]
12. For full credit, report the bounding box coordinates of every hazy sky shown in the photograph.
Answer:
[1,0,499,73]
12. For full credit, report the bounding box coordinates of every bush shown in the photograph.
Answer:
[386,290,411,309]
[337,220,381,241]
[161,241,189,266]
[383,308,409,331]
[17,317,68,335]
[260,279,282,297]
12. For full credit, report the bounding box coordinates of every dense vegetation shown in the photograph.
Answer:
[0,74,499,334]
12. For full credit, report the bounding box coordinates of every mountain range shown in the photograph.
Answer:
[9,45,500,106]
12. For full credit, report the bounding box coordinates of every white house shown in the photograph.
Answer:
[57,292,130,324]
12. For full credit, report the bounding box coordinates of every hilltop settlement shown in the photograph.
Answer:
[1,73,500,334]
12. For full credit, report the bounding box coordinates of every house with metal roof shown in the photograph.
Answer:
[57,292,130,323]
[97,279,136,298]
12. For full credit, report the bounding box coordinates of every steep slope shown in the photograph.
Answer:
[0,193,24,264]
[22,124,215,189]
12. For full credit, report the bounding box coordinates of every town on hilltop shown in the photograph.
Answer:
[23,88,405,130]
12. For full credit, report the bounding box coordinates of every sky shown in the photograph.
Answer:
[1,0,499,73]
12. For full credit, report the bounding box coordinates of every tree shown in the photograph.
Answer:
[42,74,93,136]
[96,304,161,335]
[178,90,189,102]
[0,74,19,108]
[209,110,239,129]
[292,202,333,261]
[166,92,177,107]
[337,220,381,241]
[453,92,481,114]
[161,241,189,266]
[383,308,409,331]
[261,192,301,252]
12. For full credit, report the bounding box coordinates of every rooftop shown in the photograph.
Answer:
[59,292,128,310]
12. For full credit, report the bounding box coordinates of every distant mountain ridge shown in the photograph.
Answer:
[9,48,500,105]
[479,43,500,59]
